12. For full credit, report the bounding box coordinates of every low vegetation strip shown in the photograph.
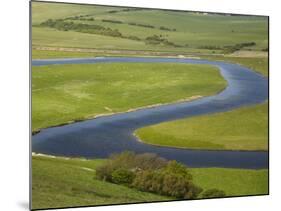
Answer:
[39,19,124,38]
[32,63,226,131]
[38,19,179,46]
[32,153,268,209]
[135,103,268,151]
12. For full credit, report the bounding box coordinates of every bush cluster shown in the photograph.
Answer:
[40,19,144,41]
[223,42,256,53]
[96,151,203,199]
[159,26,176,31]
[64,14,94,21]
[108,8,142,13]
[102,19,123,24]
[40,19,123,37]
[145,35,181,47]
[128,22,155,28]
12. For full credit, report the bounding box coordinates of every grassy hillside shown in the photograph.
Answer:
[32,1,268,54]
[32,63,226,131]
[136,103,268,151]
[191,168,268,197]
[32,155,268,209]
[32,156,170,210]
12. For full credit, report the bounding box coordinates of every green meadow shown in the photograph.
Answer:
[32,155,268,210]
[136,103,268,151]
[32,1,268,54]
[135,53,268,151]
[32,156,170,210]
[32,63,226,131]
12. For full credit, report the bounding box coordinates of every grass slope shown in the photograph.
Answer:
[32,156,170,210]
[32,1,268,52]
[32,156,268,209]
[191,168,268,197]
[136,103,268,151]
[32,63,226,131]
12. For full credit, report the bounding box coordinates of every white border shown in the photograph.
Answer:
[1,0,280,211]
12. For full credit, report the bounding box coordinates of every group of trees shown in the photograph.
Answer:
[39,19,180,45]
[96,151,226,199]
[145,35,181,47]
[128,22,155,28]
[64,14,95,21]
[102,19,123,24]
[40,19,123,38]
[199,42,257,53]
[223,42,256,53]
[108,8,143,14]
[159,26,176,31]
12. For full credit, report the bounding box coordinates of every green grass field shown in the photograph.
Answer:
[32,1,268,53]
[135,52,268,151]
[32,155,268,209]
[32,156,170,210]
[32,63,226,131]
[191,167,268,197]
[136,103,268,151]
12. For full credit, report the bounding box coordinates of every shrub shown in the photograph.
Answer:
[40,19,123,38]
[96,152,203,199]
[95,151,167,182]
[102,19,123,24]
[202,189,226,198]
[95,161,115,182]
[132,160,202,199]
[223,42,256,53]
[111,168,135,185]
[159,26,176,31]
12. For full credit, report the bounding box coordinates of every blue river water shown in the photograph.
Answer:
[32,57,268,169]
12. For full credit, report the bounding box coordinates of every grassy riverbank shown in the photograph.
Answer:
[32,155,268,210]
[202,54,268,76]
[136,103,268,151]
[32,63,226,131]
[135,53,268,151]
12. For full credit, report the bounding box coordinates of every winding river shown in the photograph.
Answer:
[32,57,268,169]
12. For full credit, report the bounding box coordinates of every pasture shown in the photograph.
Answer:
[136,103,268,151]
[32,63,226,131]
[32,1,268,54]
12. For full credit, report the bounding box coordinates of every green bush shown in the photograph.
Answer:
[102,19,123,24]
[40,19,123,38]
[111,168,135,185]
[95,151,167,182]
[96,152,204,199]
[159,26,176,31]
[132,161,202,199]
[202,188,226,198]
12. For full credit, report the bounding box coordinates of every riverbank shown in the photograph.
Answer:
[32,62,226,131]
[135,102,268,151]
